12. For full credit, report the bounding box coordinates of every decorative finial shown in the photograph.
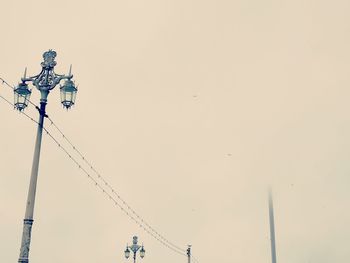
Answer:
[41,49,57,68]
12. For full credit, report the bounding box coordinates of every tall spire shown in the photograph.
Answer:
[268,188,277,263]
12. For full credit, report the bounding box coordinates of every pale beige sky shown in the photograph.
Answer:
[1,0,350,262]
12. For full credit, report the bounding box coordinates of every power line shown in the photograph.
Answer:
[42,126,187,257]
[0,89,190,258]
[0,77,38,108]
[46,115,187,254]
[1,77,200,262]
[0,77,14,90]
[0,94,39,124]
[0,94,14,107]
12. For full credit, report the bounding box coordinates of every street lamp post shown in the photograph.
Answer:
[124,236,146,263]
[15,50,78,263]
[187,245,191,263]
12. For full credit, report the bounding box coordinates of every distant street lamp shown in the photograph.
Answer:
[124,236,145,263]
[187,245,191,263]
[15,50,77,263]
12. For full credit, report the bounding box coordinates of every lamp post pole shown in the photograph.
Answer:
[268,189,277,263]
[187,245,191,263]
[15,50,78,263]
[18,93,47,263]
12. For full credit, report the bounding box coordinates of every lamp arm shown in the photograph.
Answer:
[51,74,73,87]
[56,72,73,79]
[130,245,141,253]
[21,69,44,83]
[20,70,73,90]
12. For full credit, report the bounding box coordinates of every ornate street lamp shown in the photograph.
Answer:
[15,50,77,263]
[124,236,146,263]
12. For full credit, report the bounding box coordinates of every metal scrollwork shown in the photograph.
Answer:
[22,50,72,92]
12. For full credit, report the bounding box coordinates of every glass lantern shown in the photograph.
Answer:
[60,79,77,109]
[14,82,31,111]
[140,246,145,258]
[124,247,130,259]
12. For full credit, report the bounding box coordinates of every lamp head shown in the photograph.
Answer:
[140,246,145,258]
[124,246,130,259]
[60,79,77,109]
[14,82,31,111]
